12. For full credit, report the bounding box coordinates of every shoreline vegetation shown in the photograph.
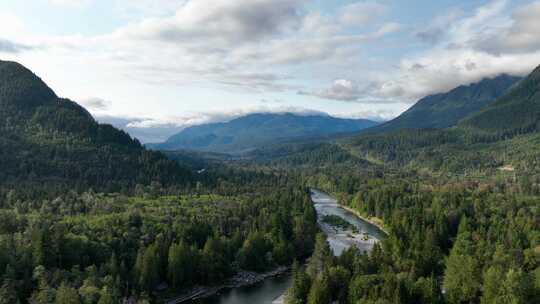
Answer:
[164,267,289,304]
[322,214,359,233]
[340,205,390,236]
[176,190,385,304]
[311,188,389,235]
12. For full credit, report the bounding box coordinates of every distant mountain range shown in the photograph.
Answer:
[244,65,540,171]
[366,74,521,133]
[4,58,539,181]
[150,113,380,153]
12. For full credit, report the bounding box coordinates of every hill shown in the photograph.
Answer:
[367,74,521,133]
[0,60,193,193]
[151,113,379,153]
[460,65,540,136]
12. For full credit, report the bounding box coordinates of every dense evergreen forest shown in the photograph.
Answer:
[0,182,317,303]
[288,173,539,304]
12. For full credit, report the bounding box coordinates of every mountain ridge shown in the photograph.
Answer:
[0,60,193,192]
[336,63,540,173]
[459,65,540,136]
[365,74,522,133]
[152,112,380,153]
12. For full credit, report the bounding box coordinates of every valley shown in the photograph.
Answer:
[185,189,386,304]
[0,56,539,303]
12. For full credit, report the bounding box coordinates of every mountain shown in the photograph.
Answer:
[367,74,521,133]
[340,64,540,173]
[460,65,540,136]
[152,113,380,153]
[0,60,193,192]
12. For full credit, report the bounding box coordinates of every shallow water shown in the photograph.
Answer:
[187,189,385,304]
[311,188,386,255]
[190,274,292,304]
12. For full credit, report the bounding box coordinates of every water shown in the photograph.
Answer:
[311,188,386,255]
[190,274,292,304]
[187,189,386,304]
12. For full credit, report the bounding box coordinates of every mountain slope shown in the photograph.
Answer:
[460,65,540,136]
[153,113,379,152]
[342,64,540,173]
[367,74,521,133]
[0,60,193,192]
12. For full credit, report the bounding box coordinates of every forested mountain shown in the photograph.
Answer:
[333,64,539,173]
[0,60,193,193]
[151,113,379,153]
[367,74,521,133]
[461,65,540,136]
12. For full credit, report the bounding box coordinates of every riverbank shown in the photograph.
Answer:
[311,188,389,236]
[165,267,289,304]
[340,205,389,236]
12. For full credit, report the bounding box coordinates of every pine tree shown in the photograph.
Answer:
[307,274,330,304]
[481,266,504,304]
[306,234,332,278]
[55,283,81,304]
[31,279,56,304]
[134,244,160,292]
[167,242,196,290]
[500,268,535,304]
[285,261,311,304]
[97,289,115,304]
[443,217,480,303]
[0,280,18,304]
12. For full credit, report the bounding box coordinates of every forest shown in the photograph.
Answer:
[288,172,539,304]
[0,182,318,303]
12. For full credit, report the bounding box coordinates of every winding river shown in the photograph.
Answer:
[189,189,386,304]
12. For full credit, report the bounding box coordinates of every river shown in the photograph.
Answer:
[187,189,386,304]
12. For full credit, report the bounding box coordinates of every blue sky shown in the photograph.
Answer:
[1,0,540,142]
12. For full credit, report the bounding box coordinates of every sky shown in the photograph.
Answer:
[2,0,540,142]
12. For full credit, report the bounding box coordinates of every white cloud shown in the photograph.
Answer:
[335,109,395,122]
[300,79,362,101]
[112,0,187,17]
[51,0,398,95]
[95,114,184,143]
[125,106,328,129]
[415,9,464,44]
[299,78,405,104]
[301,12,341,36]
[0,13,27,39]
[15,0,539,122]
[0,39,34,53]
[339,2,387,25]
[373,22,402,37]
[368,0,540,102]
[473,1,540,54]
[78,97,111,111]
[114,0,306,47]
[48,0,93,7]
